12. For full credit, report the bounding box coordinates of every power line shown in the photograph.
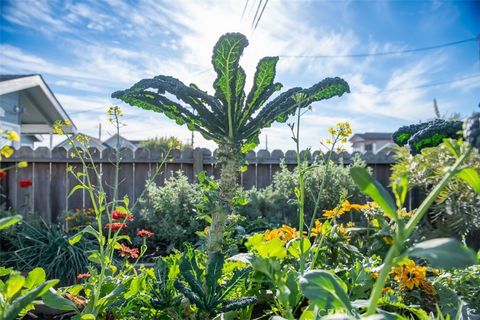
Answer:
[280,36,478,59]
[356,74,480,95]
[252,0,269,32]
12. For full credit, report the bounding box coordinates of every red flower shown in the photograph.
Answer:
[105,223,127,231]
[119,243,139,259]
[77,273,91,280]
[0,170,7,180]
[137,229,154,238]
[18,179,32,188]
[111,210,134,221]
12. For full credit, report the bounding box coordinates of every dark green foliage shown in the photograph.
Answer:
[112,32,349,153]
[463,112,480,151]
[392,122,431,146]
[392,119,463,155]
[409,120,463,155]
[150,257,182,310]
[174,250,256,316]
[0,219,91,285]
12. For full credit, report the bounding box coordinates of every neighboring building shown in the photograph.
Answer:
[349,132,394,153]
[0,74,76,148]
[56,133,106,151]
[103,134,137,150]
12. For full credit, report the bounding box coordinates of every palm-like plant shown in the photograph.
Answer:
[112,32,350,257]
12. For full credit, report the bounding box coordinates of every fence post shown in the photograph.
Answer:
[193,147,204,180]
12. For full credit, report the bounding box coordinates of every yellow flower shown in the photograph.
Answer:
[53,120,64,135]
[279,225,299,241]
[64,119,71,127]
[398,209,414,218]
[322,207,345,219]
[342,200,352,211]
[336,224,349,237]
[346,221,355,228]
[6,131,20,141]
[382,287,394,294]
[1,145,14,158]
[391,259,427,290]
[264,229,283,241]
[371,272,379,279]
[17,161,28,168]
[311,220,323,237]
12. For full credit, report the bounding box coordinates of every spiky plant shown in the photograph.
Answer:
[112,32,349,258]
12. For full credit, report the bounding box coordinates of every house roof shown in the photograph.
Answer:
[349,132,393,142]
[55,133,106,150]
[0,74,76,134]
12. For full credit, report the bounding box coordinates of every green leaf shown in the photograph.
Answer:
[456,167,480,193]
[24,268,46,290]
[3,279,59,320]
[350,167,397,220]
[212,33,248,118]
[407,238,477,268]
[68,184,86,199]
[0,215,22,230]
[88,251,108,266]
[5,275,25,300]
[242,57,281,125]
[287,238,311,259]
[42,288,78,311]
[69,225,99,245]
[80,314,96,320]
[299,270,353,314]
[256,238,287,259]
[392,174,409,208]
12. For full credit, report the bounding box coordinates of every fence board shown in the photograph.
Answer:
[1,146,399,223]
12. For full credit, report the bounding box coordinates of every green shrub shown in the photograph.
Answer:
[139,172,206,252]
[0,218,91,285]
[391,141,480,241]
[238,155,367,226]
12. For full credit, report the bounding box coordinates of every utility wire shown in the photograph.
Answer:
[251,0,263,30]
[253,0,269,32]
[356,74,480,94]
[280,36,478,59]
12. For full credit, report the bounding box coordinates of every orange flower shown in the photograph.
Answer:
[391,260,427,290]
[137,229,154,238]
[105,223,127,231]
[311,220,323,237]
[77,273,90,280]
[264,229,283,240]
[279,225,299,241]
[111,210,134,221]
[119,243,139,259]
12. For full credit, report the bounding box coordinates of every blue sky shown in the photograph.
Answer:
[1,0,479,150]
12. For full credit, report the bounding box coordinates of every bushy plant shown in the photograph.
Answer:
[391,140,480,242]
[242,156,367,226]
[0,218,91,286]
[140,172,206,252]
[139,136,192,150]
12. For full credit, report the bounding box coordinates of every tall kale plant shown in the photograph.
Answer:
[112,33,349,259]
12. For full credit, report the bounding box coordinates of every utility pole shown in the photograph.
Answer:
[433,98,440,118]
[265,134,268,151]
[98,123,102,140]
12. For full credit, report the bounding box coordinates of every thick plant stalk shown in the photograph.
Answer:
[207,143,240,261]
[365,146,472,315]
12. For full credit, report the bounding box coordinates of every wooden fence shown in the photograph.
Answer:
[0,146,396,222]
